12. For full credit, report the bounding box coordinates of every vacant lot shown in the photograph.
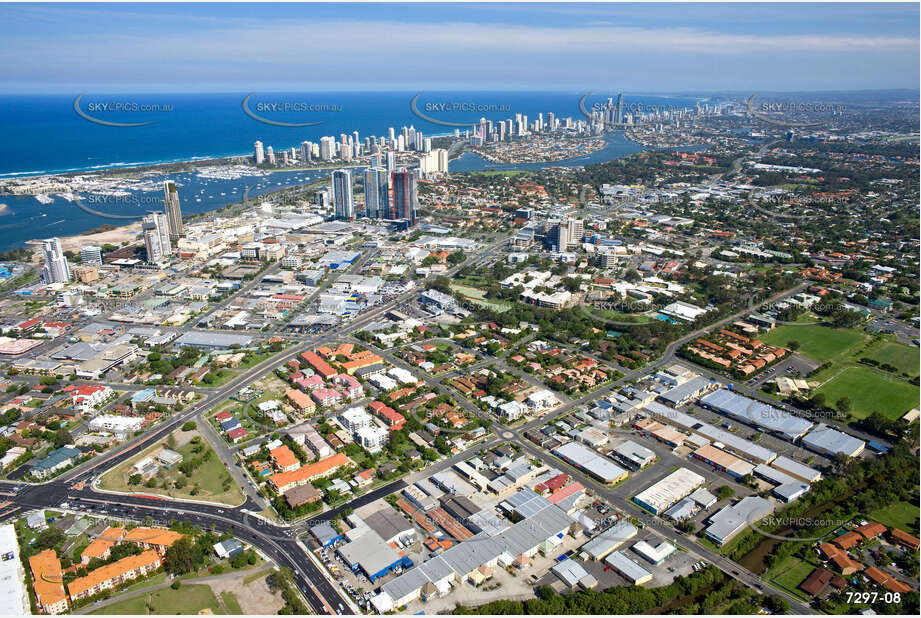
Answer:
[98,431,245,506]
[815,366,919,420]
[91,584,222,615]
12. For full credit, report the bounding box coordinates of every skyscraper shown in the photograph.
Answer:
[331,169,354,220]
[254,141,264,165]
[163,181,183,240]
[363,167,389,219]
[41,238,70,284]
[390,168,418,226]
[142,212,170,263]
[615,93,624,124]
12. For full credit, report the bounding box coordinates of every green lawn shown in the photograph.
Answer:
[871,501,920,534]
[770,558,815,601]
[864,341,920,376]
[90,594,149,615]
[816,366,919,420]
[220,591,243,614]
[761,322,867,362]
[98,432,245,506]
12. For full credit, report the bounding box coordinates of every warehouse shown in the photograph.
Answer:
[552,442,628,485]
[643,401,699,432]
[802,425,865,458]
[633,468,705,515]
[551,559,598,589]
[692,444,755,479]
[373,501,574,610]
[770,455,822,483]
[337,531,413,582]
[699,389,814,441]
[632,540,676,565]
[579,520,638,560]
[692,422,777,464]
[173,332,253,350]
[657,376,714,407]
[704,497,774,546]
[773,482,810,503]
[752,463,798,487]
[611,440,656,470]
[604,550,653,585]
[365,508,415,545]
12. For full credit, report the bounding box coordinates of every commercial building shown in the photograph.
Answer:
[610,440,656,470]
[338,531,412,582]
[632,540,676,565]
[373,498,575,611]
[579,520,638,560]
[633,468,705,515]
[551,559,597,589]
[692,444,755,479]
[770,455,822,483]
[657,376,714,407]
[172,332,253,350]
[552,441,628,485]
[603,550,653,585]
[699,389,813,441]
[0,524,28,615]
[704,496,774,545]
[802,424,866,458]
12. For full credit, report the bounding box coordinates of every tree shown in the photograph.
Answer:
[53,428,73,448]
[128,474,142,485]
[787,340,801,351]
[164,536,200,575]
[181,421,197,431]
[835,397,852,415]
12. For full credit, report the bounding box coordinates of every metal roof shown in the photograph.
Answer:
[700,389,813,440]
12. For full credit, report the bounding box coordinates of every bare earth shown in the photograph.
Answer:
[28,221,141,256]
[206,572,285,615]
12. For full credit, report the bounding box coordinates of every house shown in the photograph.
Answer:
[214,539,244,559]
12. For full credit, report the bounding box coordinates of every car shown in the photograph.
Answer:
[604,566,611,572]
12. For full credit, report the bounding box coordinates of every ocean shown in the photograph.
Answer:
[0,91,700,251]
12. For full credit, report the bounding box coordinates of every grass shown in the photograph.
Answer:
[242,568,272,586]
[765,556,815,601]
[816,366,919,420]
[90,594,149,615]
[760,321,867,363]
[220,591,244,614]
[863,340,920,376]
[870,501,920,533]
[98,432,245,506]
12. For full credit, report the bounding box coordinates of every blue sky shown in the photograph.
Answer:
[0,2,917,92]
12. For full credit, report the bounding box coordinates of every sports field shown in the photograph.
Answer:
[815,366,919,420]
[760,322,867,362]
[863,341,920,376]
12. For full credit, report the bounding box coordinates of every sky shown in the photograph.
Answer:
[0,2,917,93]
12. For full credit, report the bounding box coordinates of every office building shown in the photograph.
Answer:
[331,169,354,220]
[162,181,183,239]
[41,238,71,284]
[391,168,417,225]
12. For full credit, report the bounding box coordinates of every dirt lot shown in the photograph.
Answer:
[206,570,285,615]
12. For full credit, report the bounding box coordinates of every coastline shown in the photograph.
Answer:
[17,131,687,254]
